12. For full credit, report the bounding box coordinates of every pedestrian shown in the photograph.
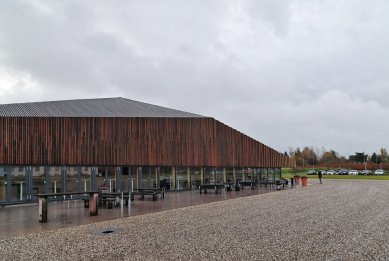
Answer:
[318,170,323,184]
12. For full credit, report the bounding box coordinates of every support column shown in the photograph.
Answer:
[201,167,204,185]
[187,167,190,189]
[6,166,12,204]
[156,167,160,189]
[91,167,97,191]
[137,167,142,189]
[89,192,98,216]
[223,168,227,183]
[115,166,121,192]
[172,167,176,190]
[39,196,48,223]
[76,166,81,192]
[44,166,50,194]
[128,167,132,193]
[233,168,236,182]
[147,167,152,188]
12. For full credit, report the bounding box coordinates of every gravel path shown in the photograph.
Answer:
[1,180,389,260]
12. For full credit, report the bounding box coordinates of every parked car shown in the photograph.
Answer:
[338,169,349,175]
[327,170,336,175]
[374,169,385,175]
[319,170,327,175]
[307,170,317,175]
[348,170,358,175]
[360,170,372,175]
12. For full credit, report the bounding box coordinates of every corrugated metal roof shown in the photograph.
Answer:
[0,97,205,118]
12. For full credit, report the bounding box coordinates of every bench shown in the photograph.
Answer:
[36,191,99,223]
[238,181,257,189]
[131,189,164,201]
[99,192,130,207]
[259,179,274,187]
[199,184,225,194]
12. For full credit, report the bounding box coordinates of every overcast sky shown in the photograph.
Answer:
[1,0,388,157]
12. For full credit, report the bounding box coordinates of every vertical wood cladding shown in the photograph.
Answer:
[0,117,291,167]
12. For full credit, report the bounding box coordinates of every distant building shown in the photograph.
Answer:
[0,97,291,205]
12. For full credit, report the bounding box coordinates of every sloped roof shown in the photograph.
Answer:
[0,97,204,118]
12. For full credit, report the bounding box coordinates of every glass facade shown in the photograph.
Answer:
[226,168,234,183]
[190,167,202,189]
[32,166,46,198]
[0,167,7,203]
[176,167,189,190]
[160,167,174,190]
[0,165,282,205]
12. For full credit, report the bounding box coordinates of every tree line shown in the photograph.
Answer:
[286,147,389,167]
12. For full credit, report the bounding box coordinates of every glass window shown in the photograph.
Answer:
[0,167,7,203]
[190,167,202,189]
[226,168,234,183]
[204,167,215,184]
[215,168,224,184]
[96,166,107,191]
[67,167,77,193]
[130,166,138,190]
[107,166,116,192]
[32,166,46,198]
[49,166,61,193]
[235,168,244,182]
[244,168,254,181]
[160,167,174,190]
[11,166,27,201]
[176,167,189,190]
[80,166,92,192]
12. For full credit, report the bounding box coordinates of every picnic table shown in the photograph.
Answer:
[199,184,225,194]
[131,188,165,201]
[238,181,257,189]
[99,192,130,208]
[36,191,99,223]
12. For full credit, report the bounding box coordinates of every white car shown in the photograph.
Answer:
[374,169,384,175]
[348,170,359,175]
[327,170,336,175]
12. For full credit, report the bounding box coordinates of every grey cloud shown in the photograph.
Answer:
[1,0,389,156]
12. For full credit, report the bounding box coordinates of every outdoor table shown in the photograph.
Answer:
[36,191,99,223]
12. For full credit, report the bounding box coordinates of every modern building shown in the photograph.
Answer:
[0,97,291,205]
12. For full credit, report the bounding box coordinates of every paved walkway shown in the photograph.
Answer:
[0,184,284,239]
[3,180,388,260]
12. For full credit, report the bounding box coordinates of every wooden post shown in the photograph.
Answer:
[39,196,47,223]
[89,192,98,216]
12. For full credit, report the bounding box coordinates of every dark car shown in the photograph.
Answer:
[337,169,349,175]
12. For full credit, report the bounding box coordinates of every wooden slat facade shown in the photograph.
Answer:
[0,117,291,167]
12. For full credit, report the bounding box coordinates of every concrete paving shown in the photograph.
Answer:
[0,184,281,239]
[2,180,388,260]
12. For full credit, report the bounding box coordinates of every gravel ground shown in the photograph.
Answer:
[1,180,389,260]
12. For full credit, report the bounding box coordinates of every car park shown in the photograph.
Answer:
[374,169,384,175]
[348,170,358,175]
[327,170,336,175]
[360,170,372,175]
[307,170,317,175]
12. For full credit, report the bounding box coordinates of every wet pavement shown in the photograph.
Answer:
[0,184,294,239]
